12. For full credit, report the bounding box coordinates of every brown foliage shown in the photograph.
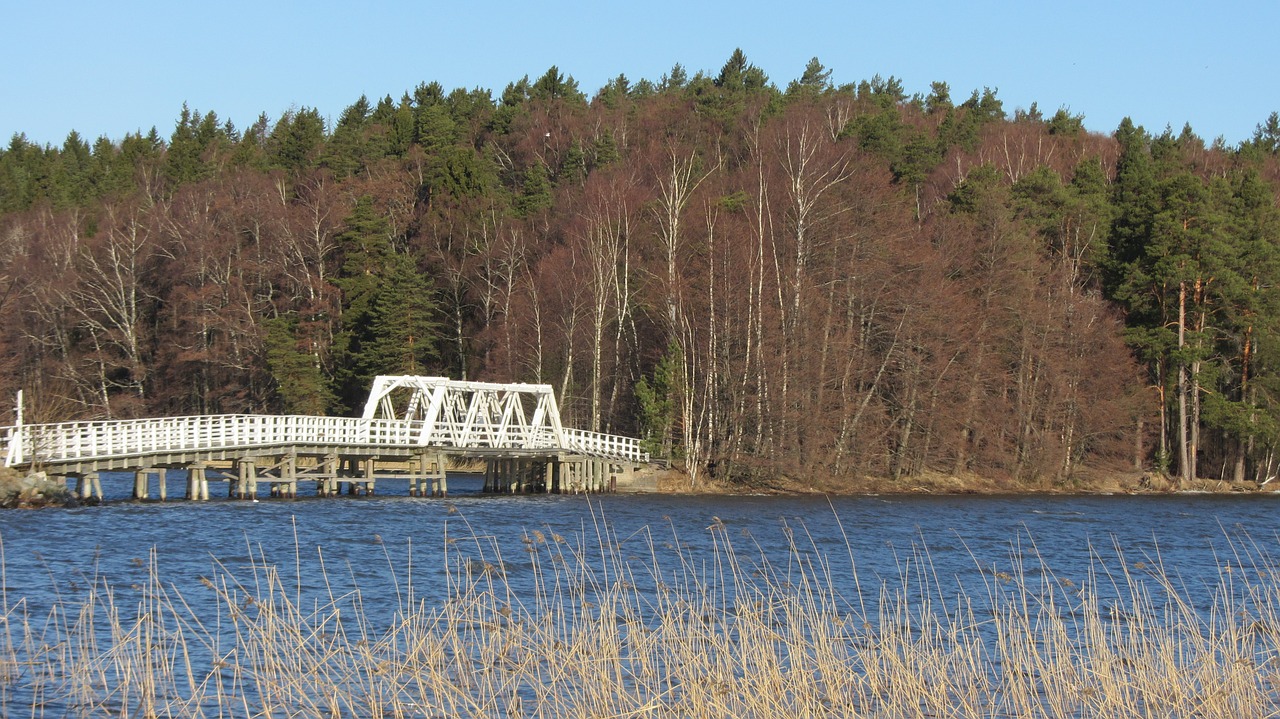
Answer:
[0,87,1166,486]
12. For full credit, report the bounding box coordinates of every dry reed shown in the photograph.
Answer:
[2,512,1280,718]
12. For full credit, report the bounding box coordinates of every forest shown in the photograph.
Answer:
[2,50,1280,488]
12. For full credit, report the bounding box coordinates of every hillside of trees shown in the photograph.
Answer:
[3,51,1280,488]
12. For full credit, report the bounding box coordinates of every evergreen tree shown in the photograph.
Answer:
[591,129,620,168]
[331,196,441,411]
[231,114,270,169]
[1107,118,1158,304]
[515,161,552,217]
[0,134,39,212]
[323,95,372,177]
[54,130,93,206]
[635,343,681,458]
[333,196,395,410]
[530,66,585,103]
[1047,107,1085,136]
[659,63,688,91]
[714,48,769,92]
[596,74,631,108]
[786,57,832,97]
[269,107,326,171]
[415,102,457,152]
[925,81,953,114]
[362,252,439,377]
[166,104,210,186]
[265,314,334,415]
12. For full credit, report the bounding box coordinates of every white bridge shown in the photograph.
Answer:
[0,377,650,500]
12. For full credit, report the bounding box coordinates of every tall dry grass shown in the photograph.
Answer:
[2,512,1280,718]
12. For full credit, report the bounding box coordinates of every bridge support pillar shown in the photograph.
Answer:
[484,458,508,493]
[129,468,167,501]
[416,452,448,497]
[234,459,257,500]
[484,458,519,493]
[75,473,102,502]
[535,459,548,492]
[157,468,167,501]
[270,455,298,498]
[284,454,298,498]
[187,465,209,501]
[562,460,575,493]
[317,454,339,497]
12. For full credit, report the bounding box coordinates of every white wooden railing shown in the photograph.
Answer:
[1,413,648,469]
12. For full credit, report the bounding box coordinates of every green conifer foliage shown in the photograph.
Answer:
[269,107,325,172]
[331,196,441,412]
[264,314,334,415]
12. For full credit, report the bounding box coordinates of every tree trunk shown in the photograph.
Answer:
[1177,280,1190,486]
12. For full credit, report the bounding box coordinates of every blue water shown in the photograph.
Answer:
[3,479,1279,715]
[3,482,1277,618]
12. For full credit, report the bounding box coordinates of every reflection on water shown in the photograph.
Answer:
[2,484,1279,715]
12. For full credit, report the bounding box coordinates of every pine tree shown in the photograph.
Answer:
[786,57,832,97]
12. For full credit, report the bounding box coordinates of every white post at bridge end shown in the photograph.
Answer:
[8,390,23,466]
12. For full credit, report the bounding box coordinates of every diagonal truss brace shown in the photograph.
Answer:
[361,376,567,450]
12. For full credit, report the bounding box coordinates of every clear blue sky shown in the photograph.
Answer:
[4,0,1276,148]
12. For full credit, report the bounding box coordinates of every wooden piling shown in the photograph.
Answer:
[235,459,257,500]
[187,465,209,501]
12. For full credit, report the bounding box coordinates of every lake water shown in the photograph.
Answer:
[3,475,1279,716]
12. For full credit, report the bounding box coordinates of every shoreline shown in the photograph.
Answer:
[2,465,1273,509]
[649,466,1276,497]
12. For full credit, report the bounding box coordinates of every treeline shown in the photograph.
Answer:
[3,51,1280,487]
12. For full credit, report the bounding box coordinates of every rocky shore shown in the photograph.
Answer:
[0,468,79,508]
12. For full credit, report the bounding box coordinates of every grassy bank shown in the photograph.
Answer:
[2,516,1278,717]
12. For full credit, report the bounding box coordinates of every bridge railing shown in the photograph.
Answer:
[3,415,414,465]
[563,428,649,463]
[2,414,648,467]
